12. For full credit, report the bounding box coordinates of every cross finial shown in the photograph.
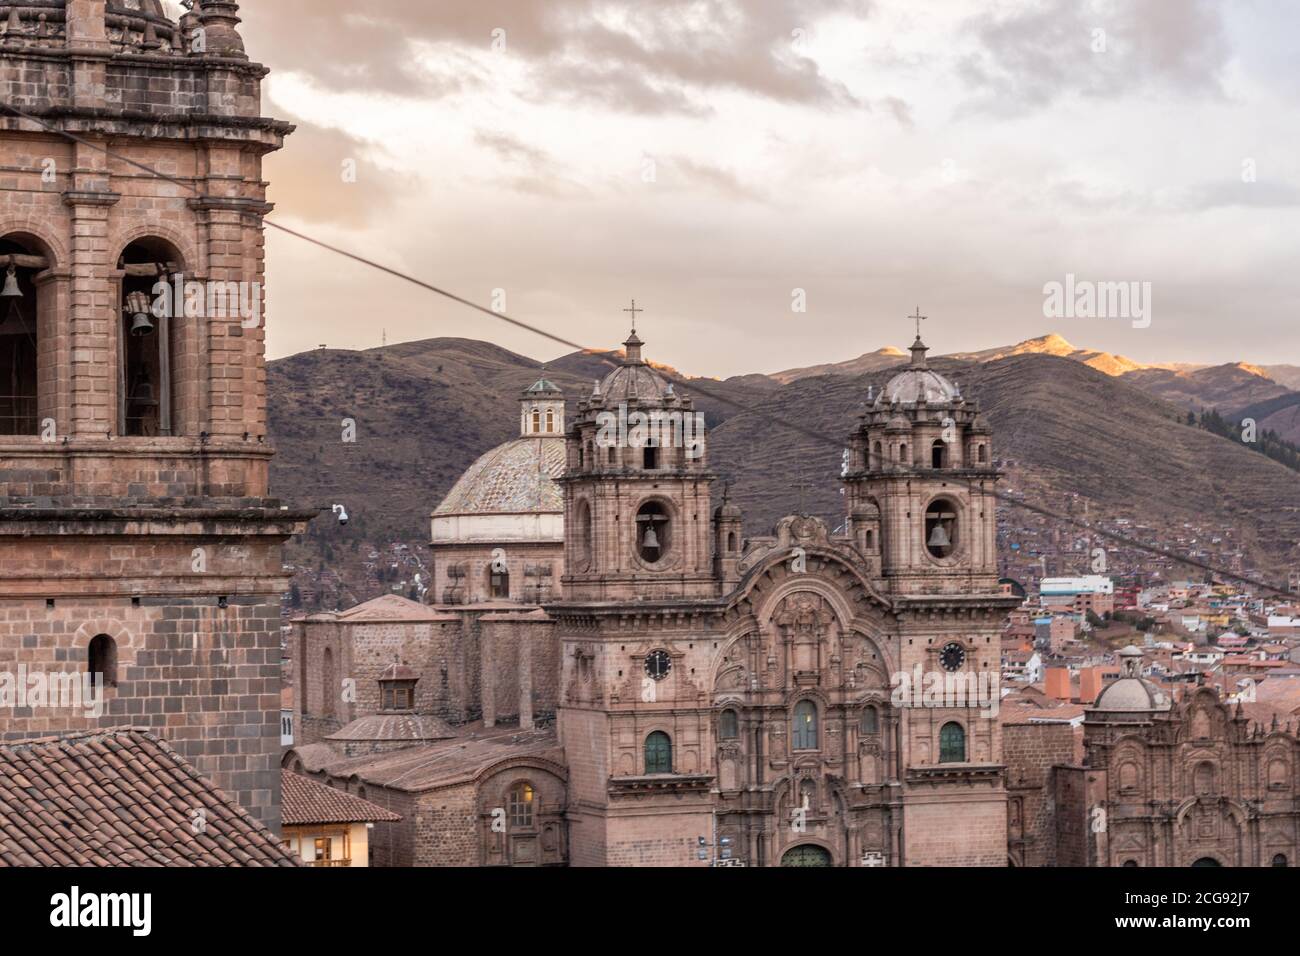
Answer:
[623,298,643,333]
[909,305,926,340]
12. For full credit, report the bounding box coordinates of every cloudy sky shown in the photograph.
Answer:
[219,0,1298,377]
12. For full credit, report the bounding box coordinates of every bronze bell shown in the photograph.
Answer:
[927,522,951,549]
[643,526,660,550]
[125,291,154,336]
[1,265,20,299]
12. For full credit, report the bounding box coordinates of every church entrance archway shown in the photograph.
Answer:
[1191,857,1221,867]
[781,844,832,867]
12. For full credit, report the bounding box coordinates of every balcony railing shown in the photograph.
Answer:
[309,858,351,867]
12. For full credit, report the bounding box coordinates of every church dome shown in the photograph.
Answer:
[881,335,960,405]
[434,437,565,517]
[884,367,960,404]
[595,330,672,404]
[1092,646,1172,713]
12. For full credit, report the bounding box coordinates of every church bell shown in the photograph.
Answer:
[1,265,21,299]
[642,526,660,550]
[927,522,951,549]
[125,291,155,336]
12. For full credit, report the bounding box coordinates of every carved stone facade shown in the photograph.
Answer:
[554,331,1018,866]
[0,1,310,831]
[1083,685,1300,867]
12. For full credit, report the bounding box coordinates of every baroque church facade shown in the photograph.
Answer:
[291,327,1022,866]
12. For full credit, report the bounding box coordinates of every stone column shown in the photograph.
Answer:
[62,138,119,437]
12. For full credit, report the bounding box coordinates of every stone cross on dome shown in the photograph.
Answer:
[907,306,929,368]
[621,298,645,364]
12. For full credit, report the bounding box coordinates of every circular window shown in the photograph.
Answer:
[645,649,671,681]
[924,498,958,559]
[635,501,672,563]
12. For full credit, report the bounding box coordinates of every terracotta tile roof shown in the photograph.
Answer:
[281,771,401,826]
[290,723,563,793]
[335,594,451,622]
[0,728,299,867]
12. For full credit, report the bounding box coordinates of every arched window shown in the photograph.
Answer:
[118,237,186,437]
[898,442,909,464]
[860,705,879,735]
[645,731,672,774]
[88,634,118,688]
[0,235,47,436]
[719,709,738,740]
[635,501,671,563]
[931,439,947,469]
[531,408,541,432]
[726,531,737,552]
[1194,761,1217,795]
[1273,854,1288,867]
[924,499,958,559]
[508,782,535,829]
[545,408,554,433]
[976,443,987,464]
[939,721,965,763]
[792,700,818,750]
[871,441,882,469]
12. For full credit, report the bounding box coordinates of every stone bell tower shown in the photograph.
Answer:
[555,322,723,865]
[0,0,313,831]
[841,326,1018,865]
[559,325,717,602]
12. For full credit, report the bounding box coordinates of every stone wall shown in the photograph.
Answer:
[1003,722,1081,867]
[0,1,307,833]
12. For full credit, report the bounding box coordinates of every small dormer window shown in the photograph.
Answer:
[532,408,541,432]
[381,683,414,711]
[545,408,554,433]
[378,663,419,712]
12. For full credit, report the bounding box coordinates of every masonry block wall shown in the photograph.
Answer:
[0,1,311,832]
[290,606,563,744]
[1003,722,1080,867]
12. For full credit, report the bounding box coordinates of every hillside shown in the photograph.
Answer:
[707,354,1300,573]
[1120,363,1292,416]
[267,339,1300,606]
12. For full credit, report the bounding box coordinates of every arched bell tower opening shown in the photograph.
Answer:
[0,233,57,436]
[116,237,185,437]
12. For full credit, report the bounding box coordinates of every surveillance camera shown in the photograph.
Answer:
[332,504,349,525]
